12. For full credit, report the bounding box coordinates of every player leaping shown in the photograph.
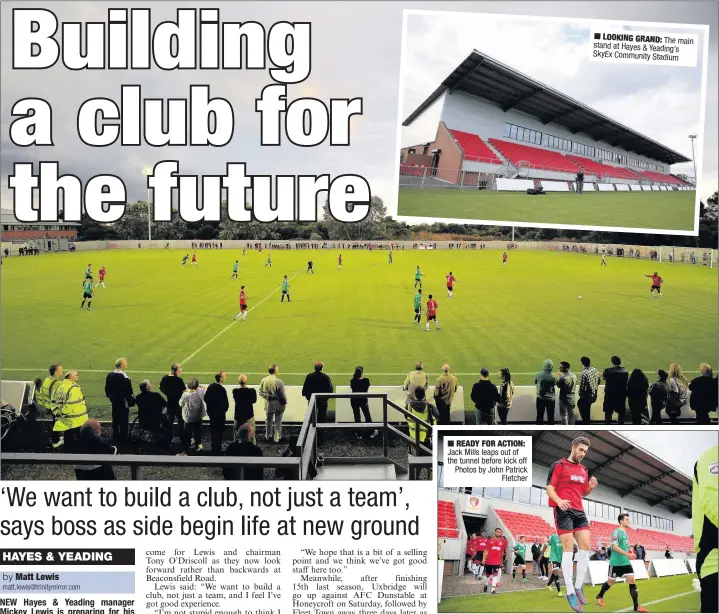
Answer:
[595,513,648,612]
[644,272,663,298]
[446,272,459,298]
[482,527,507,595]
[546,436,598,613]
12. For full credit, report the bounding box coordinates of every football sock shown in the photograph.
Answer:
[597,581,611,598]
[574,550,590,589]
[629,584,639,610]
[561,552,575,595]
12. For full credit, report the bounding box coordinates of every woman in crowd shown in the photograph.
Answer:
[626,368,649,424]
[496,368,514,425]
[666,363,689,424]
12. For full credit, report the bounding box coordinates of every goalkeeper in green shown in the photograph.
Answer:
[693,444,718,613]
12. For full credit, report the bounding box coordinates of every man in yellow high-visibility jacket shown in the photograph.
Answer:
[693,444,718,613]
[38,363,64,448]
[53,370,89,450]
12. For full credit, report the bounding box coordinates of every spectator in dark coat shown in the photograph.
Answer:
[634,544,646,561]
[602,356,628,424]
[205,371,230,454]
[134,379,167,438]
[689,364,718,425]
[223,423,264,480]
[301,361,334,445]
[648,370,670,423]
[233,374,258,444]
[626,369,649,425]
[73,420,117,480]
[104,357,135,443]
[350,366,377,440]
[471,368,500,425]
[160,362,186,445]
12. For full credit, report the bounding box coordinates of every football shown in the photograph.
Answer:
[578,296,583,299]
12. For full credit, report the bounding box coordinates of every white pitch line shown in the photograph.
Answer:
[614,589,697,612]
[181,268,305,365]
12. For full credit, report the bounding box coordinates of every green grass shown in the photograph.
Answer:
[2,248,716,415]
[397,189,696,231]
[439,574,700,612]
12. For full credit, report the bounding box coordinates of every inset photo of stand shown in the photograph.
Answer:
[436,429,718,613]
[396,11,710,234]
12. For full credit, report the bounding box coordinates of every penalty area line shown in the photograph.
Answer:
[181,268,305,365]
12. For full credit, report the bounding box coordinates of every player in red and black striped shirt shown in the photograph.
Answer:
[546,436,598,612]
[482,527,507,595]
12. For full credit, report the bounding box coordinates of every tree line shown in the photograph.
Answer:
[77,191,718,249]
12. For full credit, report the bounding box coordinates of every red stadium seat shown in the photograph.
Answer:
[566,155,641,181]
[488,139,580,174]
[449,130,502,165]
[494,509,554,539]
[637,170,687,186]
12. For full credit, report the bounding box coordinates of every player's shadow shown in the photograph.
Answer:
[173,310,237,321]
[353,318,418,330]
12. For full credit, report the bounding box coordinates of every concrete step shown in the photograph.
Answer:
[314,462,397,481]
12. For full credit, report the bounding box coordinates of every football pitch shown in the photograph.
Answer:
[438,575,701,613]
[397,189,697,231]
[438,575,700,612]
[2,248,716,415]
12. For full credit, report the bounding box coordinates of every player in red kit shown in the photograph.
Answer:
[445,272,459,298]
[425,294,439,332]
[234,286,248,321]
[482,527,507,594]
[503,252,508,267]
[547,436,598,613]
[644,272,663,298]
[95,266,107,289]
[338,254,342,270]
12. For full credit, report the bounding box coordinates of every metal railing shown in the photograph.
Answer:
[2,394,435,481]
[297,392,433,480]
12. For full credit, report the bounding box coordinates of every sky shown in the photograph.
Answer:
[623,431,717,478]
[400,11,715,199]
[1,1,717,214]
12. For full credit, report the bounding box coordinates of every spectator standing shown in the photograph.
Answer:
[531,538,542,577]
[104,358,135,443]
[496,368,514,425]
[53,370,90,450]
[232,374,257,443]
[434,364,459,425]
[634,543,646,563]
[470,368,500,425]
[223,423,264,480]
[403,361,429,406]
[667,363,689,424]
[557,361,578,425]
[349,366,377,440]
[534,359,558,425]
[160,363,186,445]
[302,361,334,445]
[603,356,628,424]
[689,364,717,425]
[540,536,550,579]
[665,547,673,559]
[627,369,650,425]
[259,364,287,443]
[406,388,439,462]
[39,363,65,448]
[134,379,167,438]
[577,356,600,424]
[178,377,206,454]
[576,170,584,194]
[648,370,671,424]
[205,371,230,454]
[73,420,117,480]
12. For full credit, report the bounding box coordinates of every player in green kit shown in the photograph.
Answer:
[414,266,425,289]
[80,277,94,310]
[546,533,564,596]
[596,513,647,612]
[413,288,422,325]
[281,275,291,302]
[265,253,272,267]
[231,260,239,279]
